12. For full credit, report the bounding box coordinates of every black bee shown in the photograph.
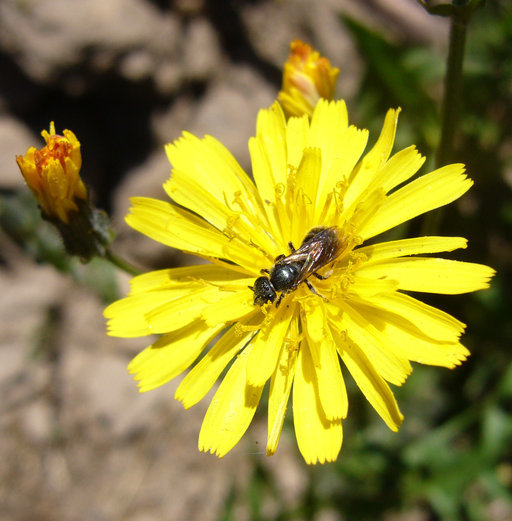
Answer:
[250,226,346,307]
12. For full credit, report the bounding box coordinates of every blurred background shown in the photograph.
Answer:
[0,1,511,520]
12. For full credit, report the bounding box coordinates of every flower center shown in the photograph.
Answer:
[34,136,72,174]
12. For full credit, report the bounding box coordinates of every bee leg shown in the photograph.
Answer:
[275,292,285,308]
[305,279,319,295]
[288,241,296,252]
[305,280,328,301]
[260,268,270,275]
[313,266,334,280]
[274,254,285,262]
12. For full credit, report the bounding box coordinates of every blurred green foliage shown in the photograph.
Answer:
[218,3,512,521]
[0,191,119,303]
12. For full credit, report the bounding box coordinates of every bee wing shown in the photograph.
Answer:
[293,242,329,284]
[278,227,345,287]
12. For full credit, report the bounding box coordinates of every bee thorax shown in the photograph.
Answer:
[270,262,301,291]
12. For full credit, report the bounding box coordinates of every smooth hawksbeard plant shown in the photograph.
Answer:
[104,99,494,464]
[16,122,113,260]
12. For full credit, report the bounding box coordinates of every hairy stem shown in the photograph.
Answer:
[104,249,142,276]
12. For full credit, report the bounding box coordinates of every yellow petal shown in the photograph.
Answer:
[144,285,225,334]
[356,291,465,343]
[126,197,223,256]
[246,302,296,387]
[329,301,412,385]
[309,99,348,154]
[250,102,288,200]
[199,344,263,458]
[267,317,300,456]
[301,299,326,368]
[358,164,473,240]
[294,146,322,230]
[309,101,368,216]
[373,316,469,367]
[345,145,425,219]
[105,266,257,338]
[175,321,258,409]
[356,236,467,262]
[105,288,185,337]
[314,125,368,222]
[128,264,248,295]
[278,92,310,119]
[349,275,399,297]
[128,322,222,392]
[330,325,403,431]
[363,108,400,169]
[165,132,263,232]
[316,337,348,421]
[127,197,267,273]
[348,297,469,367]
[344,108,401,209]
[248,103,289,243]
[302,305,348,420]
[357,258,495,294]
[293,339,343,464]
[372,145,425,194]
[45,160,68,199]
[201,288,255,327]
[286,114,310,170]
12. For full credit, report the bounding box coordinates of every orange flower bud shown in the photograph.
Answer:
[279,40,339,118]
[16,122,87,223]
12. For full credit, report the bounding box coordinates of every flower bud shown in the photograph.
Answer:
[16,123,113,261]
[278,40,339,118]
[16,122,87,224]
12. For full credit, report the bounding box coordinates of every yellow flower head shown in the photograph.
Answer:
[278,40,339,118]
[16,122,86,223]
[104,100,494,464]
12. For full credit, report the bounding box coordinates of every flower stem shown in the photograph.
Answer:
[423,7,469,235]
[104,249,142,276]
[437,13,468,169]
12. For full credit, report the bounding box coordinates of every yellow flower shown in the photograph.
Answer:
[104,100,494,464]
[278,40,339,118]
[16,122,86,223]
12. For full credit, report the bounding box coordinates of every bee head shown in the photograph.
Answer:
[251,276,277,305]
